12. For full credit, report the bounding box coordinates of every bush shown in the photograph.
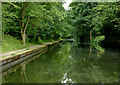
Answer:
[91,35,105,44]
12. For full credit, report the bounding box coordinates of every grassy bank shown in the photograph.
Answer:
[2,35,55,53]
[2,35,36,53]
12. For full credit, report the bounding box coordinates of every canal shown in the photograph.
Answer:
[2,42,119,83]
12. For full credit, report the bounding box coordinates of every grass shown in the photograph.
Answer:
[2,35,36,53]
[2,35,57,53]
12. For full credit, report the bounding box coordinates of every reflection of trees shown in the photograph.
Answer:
[25,45,63,83]
[21,64,28,83]
[92,44,105,57]
[97,51,119,83]
[21,43,72,83]
[2,42,119,83]
[67,43,118,83]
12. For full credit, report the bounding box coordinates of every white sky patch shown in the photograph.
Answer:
[63,0,72,10]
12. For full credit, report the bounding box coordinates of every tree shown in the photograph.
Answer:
[69,2,120,44]
[2,2,70,44]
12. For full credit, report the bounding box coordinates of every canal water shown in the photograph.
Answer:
[2,42,119,83]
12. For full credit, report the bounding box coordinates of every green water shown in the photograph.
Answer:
[2,42,119,83]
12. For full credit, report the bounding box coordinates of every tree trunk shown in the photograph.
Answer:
[21,20,26,45]
[21,16,30,45]
[21,32,26,46]
[90,30,92,41]
[36,34,39,42]
[20,3,29,46]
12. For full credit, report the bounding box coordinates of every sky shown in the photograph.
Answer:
[62,0,73,10]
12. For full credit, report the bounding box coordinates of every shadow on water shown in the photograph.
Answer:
[2,41,119,83]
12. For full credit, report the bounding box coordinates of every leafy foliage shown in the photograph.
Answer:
[2,2,120,46]
[69,2,120,44]
[2,2,71,44]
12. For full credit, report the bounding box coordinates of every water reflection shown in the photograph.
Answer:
[21,64,28,83]
[61,73,74,83]
[2,42,119,83]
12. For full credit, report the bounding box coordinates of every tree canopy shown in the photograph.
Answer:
[2,2,120,46]
[2,2,71,45]
[69,2,120,45]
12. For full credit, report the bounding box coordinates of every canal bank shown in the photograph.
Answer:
[0,40,64,73]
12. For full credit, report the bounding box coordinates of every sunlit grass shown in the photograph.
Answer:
[2,35,36,53]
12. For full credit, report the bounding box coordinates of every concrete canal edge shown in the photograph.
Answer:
[0,40,64,73]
